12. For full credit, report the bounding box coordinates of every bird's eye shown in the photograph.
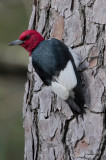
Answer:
[25,35,30,40]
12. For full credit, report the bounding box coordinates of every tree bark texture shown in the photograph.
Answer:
[23,0,106,160]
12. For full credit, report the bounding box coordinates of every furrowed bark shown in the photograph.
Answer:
[23,0,106,159]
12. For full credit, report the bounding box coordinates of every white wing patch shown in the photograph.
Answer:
[50,82,69,100]
[57,61,77,91]
[49,61,77,100]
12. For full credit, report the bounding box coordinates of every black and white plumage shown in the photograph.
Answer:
[9,29,85,118]
[32,38,85,117]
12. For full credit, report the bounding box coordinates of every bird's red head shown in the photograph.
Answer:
[9,30,44,56]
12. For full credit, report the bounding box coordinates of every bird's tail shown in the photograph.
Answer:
[65,97,86,121]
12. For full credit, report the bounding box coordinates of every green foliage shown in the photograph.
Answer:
[0,0,29,44]
[0,1,30,160]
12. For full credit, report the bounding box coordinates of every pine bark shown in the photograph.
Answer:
[23,0,106,160]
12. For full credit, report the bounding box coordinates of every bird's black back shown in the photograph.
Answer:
[31,38,85,117]
[32,38,75,85]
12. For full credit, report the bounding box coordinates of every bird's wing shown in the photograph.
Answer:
[32,38,85,115]
[32,38,77,86]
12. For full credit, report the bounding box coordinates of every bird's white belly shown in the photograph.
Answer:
[57,61,77,91]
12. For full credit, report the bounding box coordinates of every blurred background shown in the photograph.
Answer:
[0,0,31,160]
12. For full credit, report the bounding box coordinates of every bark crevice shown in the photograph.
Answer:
[23,0,106,159]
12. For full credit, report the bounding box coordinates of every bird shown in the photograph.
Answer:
[9,30,85,119]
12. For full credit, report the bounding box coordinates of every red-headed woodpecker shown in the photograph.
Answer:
[9,30,85,118]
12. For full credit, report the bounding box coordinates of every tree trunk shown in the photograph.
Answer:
[23,0,106,160]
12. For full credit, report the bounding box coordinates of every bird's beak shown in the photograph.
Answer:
[9,39,24,46]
